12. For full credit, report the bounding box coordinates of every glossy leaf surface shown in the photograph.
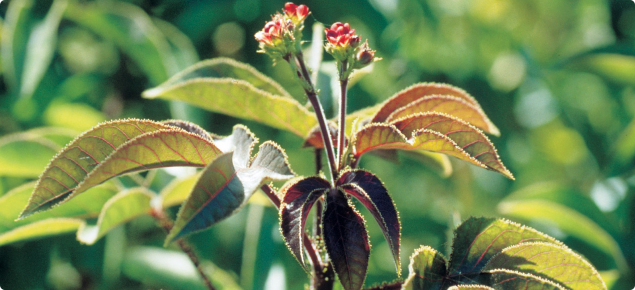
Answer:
[401,246,448,290]
[371,83,498,135]
[143,58,317,137]
[484,242,605,290]
[280,176,330,268]
[323,192,370,290]
[448,217,559,275]
[166,126,294,243]
[353,124,513,179]
[386,95,499,135]
[19,119,174,218]
[337,170,400,273]
[77,188,154,245]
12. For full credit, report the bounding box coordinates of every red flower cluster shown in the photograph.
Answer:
[325,22,359,48]
[284,2,309,24]
[255,15,286,46]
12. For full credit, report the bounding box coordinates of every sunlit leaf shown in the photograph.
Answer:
[323,191,370,290]
[0,218,83,247]
[497,199,627,272]
[0,182,116,233]
[159,174,200,209]
[483,242,605,290]
[386,95,499,135]
[487,269,565,290]
[302,121,339,149]
[371,83,499,135]
[43,102,107,132]
[65,1,178,84]
[19,119,173,218]
[392,113,511,178]
[142,58,317,137]
[447,217,560,276]
[353,123,513,179]
[77,188,154,245]
[401,150,452,177]
[166,126,294,244]
[161,120,213,141]
[20,0,67,99]
[72,129,222,200]
[337,170,400,274]
[401,246,448,290]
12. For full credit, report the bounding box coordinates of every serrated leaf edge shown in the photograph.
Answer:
[486,269,567,290]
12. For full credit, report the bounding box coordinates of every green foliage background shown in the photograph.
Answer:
[1,0,634,289]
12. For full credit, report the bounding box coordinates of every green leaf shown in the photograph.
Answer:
[159,174,200,209]
[19,119,173,218]
[142,58,317,137]
[371,83,499,135]
[448,217,560,276]
[65,1,178,84]
[401,246,448,290]
[279,176,330,269]
[20,0,67,99]
[337,170,401,274]
[71,129,222,200]
[0,182,117,233]
[323,191,370,290]
[1,0,33,91]
[0,129,64,177]
[353,123,513,179]
[77,188,154,245]
[166,126,294,244]
[152,17,199,71]
[613,117,635,171]
[487,269,566,290]
[483,242,605,290]
[0,218,83,247]
[497,199,628,272]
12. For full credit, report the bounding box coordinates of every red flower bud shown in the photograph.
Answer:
[255,16,286,46]
[284,2,309,24]
[325,22,357,47]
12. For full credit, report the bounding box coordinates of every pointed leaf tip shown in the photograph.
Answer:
[19,119,175,219]
[337,170,401,275]
[323,191,370,290]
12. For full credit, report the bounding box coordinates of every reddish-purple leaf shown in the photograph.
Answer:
[302,121,340,149]
[20,119,174,218]
[323,191,370,290]
[385,95,499,135]
[279,176,331,268]
[337,170,401,274]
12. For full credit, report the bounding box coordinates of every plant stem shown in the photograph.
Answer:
[293,52,338,182]
[337,61,349,170]
[151,209,217,290]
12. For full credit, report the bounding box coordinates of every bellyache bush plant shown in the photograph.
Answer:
[6,3,607,290]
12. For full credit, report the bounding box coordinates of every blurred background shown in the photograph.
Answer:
[1,0,635,289]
